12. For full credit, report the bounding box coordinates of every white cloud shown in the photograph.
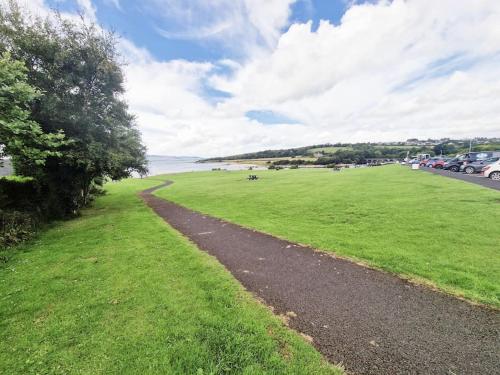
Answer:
[4,0,500,157]
[1,0,48,17]
[121,46,316,156]
[208,0,500,151]
[1,0,96,23]
[146,0,296,54]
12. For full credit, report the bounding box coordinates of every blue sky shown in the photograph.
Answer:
[47,0,356,61]
[44,0,367,128]
[24,0,500,156]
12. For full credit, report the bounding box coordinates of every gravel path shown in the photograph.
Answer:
[419,167,500,190]
[140,182,500,375]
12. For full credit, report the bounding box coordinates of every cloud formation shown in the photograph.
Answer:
[133,0,500,156]
[4,0,500,157]
[210,0,500,144]
[149,0,296,54]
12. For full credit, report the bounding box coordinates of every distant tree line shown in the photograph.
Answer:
[0,2,147,248]
[432,142,500,155]
[201,144,335,162]
[269,141,500,167]
[202,143,434,163]
[271,146,428,166]
[205,140,500,167]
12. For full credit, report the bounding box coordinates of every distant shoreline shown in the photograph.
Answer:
[143,155,261,176]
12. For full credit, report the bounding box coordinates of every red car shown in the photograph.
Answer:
[419,159,430,167]
[431,158,450,169]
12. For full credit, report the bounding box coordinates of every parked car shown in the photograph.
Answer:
[464,151,500,161]
[432,158,451,169]
[481,160,500,180]
[445,151,500,172]
[443,157,464,172]
[460,157,500,174]
[420,156,443,168]
[419,159,431,167]
[424,157,444,167]
[415,153,431,161]
[457,152,500,173]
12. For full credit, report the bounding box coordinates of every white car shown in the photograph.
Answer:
[482,160,500,180]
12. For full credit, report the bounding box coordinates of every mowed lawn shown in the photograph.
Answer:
[0,178,340,374]
[156,166,500,307]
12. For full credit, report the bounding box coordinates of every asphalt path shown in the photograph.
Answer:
[418,166,500,190]
[140,182,500,375]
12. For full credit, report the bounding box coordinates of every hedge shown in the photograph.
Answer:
[0,177,40,249]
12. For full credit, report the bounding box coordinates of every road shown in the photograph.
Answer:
[418,166,500,190]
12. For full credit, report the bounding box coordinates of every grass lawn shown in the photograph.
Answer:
[306,146,351,154]
[0,178,340,374]
[228,157,317,166]
[155,166,500,307]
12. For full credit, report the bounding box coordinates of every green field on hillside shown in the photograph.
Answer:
[156,166,500,307]
[0,178,339,375]
[306,146,351,154]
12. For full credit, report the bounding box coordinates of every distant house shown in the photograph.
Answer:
[0,159,13,177]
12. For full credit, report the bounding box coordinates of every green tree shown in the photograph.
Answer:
[433,143,457,156]
[0,52,65,168]
[0,3,147,217]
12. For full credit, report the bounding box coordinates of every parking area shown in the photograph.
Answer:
[419,167,500,191]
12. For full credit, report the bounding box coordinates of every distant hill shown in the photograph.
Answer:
[199,144,335,162]
[199,142,430,162]
[199,138,500,165]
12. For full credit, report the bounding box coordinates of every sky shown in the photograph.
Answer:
[7,0,500,156]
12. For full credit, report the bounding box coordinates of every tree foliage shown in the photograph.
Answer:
[0,3,148,217]
[433,143,458,156]
[0,52,65,167]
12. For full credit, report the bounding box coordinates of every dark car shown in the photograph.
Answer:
[463,151,500,162]
[443,157,464,172]
[460,157,500,174]
[444,151,500,172]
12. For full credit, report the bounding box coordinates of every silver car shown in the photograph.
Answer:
[460,157,500,174]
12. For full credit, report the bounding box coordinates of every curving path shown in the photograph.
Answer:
[140,182,500,375]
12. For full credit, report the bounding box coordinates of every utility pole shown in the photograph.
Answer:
[469,139,472,153]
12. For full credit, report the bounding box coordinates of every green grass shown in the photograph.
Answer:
[0,178,340,375]
[155,166,500,307]
[372,145,417,149]
[1,175,34,182]
[306,146,351,154]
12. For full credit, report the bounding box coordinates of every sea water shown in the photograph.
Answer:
[145,155,259,176]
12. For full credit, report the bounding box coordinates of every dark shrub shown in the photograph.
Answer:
[0,176,41,211]
[0,177,41,250]
[0,209,37,249]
